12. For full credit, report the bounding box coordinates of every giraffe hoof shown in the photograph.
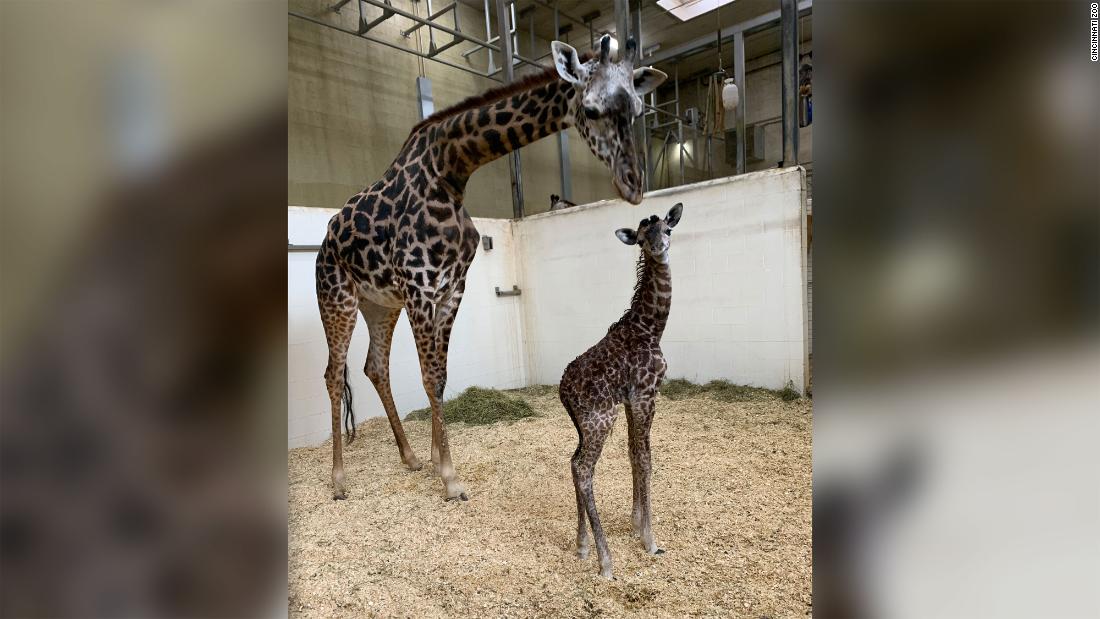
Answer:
[653,548,665,555]
[405,459,423,472]
[444,491,469,502]
[332,490,348,500]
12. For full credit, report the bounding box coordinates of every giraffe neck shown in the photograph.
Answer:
[425,79,577,191]
[616,253,672,338]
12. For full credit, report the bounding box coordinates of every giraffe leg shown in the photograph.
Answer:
[563,400,590,559]
[572,405,617,578]
[629,396,662,555]
[573,472,590,559]
[406,289,467,501]
[429,278,467,470]
[624,402,643,535]
[359,300,421,472]
[317,258,358,500]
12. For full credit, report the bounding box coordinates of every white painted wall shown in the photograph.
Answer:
[287,168,808,447]
[288,207,527,448]
[518,167,808,391]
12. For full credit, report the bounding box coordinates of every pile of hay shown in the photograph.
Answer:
[661,378,802,402]
[289,386,811,618]
[404,387,538,425]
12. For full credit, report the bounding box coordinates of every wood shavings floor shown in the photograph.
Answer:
[289,391,811,618]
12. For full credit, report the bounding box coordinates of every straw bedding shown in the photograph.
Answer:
[288,387,812,618]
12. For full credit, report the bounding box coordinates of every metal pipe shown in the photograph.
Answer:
[482,0,494,71]
[780,0,798,166]
[401,1,455,37]
[734,30,746,174]
[495,0,524,218]
[511,2,519,64]
[289,11,501,82]
[674,66,684,184]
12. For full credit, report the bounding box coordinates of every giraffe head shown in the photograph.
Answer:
[615,202,683,262]
[551,34,667,205]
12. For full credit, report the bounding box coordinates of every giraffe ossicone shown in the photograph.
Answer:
[559,202,684,579]
[315,35,667,501]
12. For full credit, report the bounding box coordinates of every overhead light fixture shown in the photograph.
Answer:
[657,0,737,22]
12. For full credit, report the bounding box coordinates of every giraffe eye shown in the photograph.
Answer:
[583,106,600,120]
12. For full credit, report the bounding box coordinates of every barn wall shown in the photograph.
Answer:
[517,167,808,391]
[288,208,528,448]
[287,167,807,447]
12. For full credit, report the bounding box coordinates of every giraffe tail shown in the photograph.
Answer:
[342,365,356,444]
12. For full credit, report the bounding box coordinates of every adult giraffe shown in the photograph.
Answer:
[316,35,666,501]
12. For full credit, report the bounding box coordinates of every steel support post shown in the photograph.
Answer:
[554,5,572,201]
[634,4,650,191]
[780,0,799,166]
[614,0,630,52]
[495,0,524,218]
[734,30,746,174]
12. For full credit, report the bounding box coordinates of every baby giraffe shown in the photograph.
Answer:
[559,202,682,579]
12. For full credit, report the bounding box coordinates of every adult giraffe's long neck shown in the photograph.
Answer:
[617,252,672,338]
[423,77,577,192]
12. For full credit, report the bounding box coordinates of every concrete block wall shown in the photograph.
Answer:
[287,167,807,447]
[517,167,808,390]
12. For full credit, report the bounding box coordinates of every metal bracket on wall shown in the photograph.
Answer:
[482,236,493,250]
[358,0,394,34]
[494,285,521,297]
[288,243,322,252]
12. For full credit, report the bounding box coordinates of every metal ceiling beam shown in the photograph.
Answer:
[647,0,812,66]
[358,0,498,51]
[289,11,502,82]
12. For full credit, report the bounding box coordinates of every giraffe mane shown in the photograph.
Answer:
[409,52,594,134]
[608,251,651,333]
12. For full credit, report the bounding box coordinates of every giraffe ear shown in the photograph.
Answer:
[665,203,683,228]
[632,67,667,96]
[551,41,585,85]
[615,228,638,245]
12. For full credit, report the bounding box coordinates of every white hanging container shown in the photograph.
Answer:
[721,78,739,111]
